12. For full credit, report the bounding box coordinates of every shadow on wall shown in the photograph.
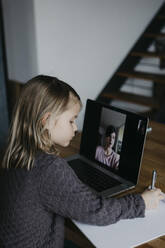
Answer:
[0,2,9,150]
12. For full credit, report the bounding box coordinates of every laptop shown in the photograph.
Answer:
[67,99,148,197]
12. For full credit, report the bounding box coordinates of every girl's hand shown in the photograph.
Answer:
[141,188,164,210]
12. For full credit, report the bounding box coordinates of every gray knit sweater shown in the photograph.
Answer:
[0,152,145,248]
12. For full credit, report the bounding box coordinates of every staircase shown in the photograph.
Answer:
[97,2,165,121]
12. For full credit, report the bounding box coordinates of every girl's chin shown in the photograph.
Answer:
[57,137,73,147]
[62,140,71,147]
[63,143,69,147]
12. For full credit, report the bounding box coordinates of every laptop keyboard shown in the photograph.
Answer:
[68,159,121,192]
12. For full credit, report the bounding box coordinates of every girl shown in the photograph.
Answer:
[0,75,164,248]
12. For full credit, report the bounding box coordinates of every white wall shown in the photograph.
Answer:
[2,0,164,129]
[2,0,38,82]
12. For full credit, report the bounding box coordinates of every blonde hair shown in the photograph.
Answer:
[2,75,82,170]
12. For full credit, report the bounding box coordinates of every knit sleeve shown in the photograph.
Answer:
[39,156,145,226]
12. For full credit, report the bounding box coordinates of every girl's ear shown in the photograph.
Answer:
[41,112,51,126]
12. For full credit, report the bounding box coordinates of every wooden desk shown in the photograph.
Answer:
[60,121,165,248]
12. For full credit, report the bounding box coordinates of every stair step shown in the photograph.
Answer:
[131,51,165,59]
[110,100,153,115]
[116,71,165,84]
[144,33,165,38]
[101,92,159,109]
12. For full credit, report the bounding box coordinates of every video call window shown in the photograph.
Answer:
[95,107,126,171]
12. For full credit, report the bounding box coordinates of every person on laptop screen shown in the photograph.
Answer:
[95,125,120,170]
[0,75,164,248]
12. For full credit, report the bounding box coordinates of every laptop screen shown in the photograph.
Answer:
[80,99,148,184]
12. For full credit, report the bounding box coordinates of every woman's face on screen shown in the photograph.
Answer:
[105,132,116,148]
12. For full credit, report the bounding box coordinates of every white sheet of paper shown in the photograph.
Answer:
[74,200,165,248]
